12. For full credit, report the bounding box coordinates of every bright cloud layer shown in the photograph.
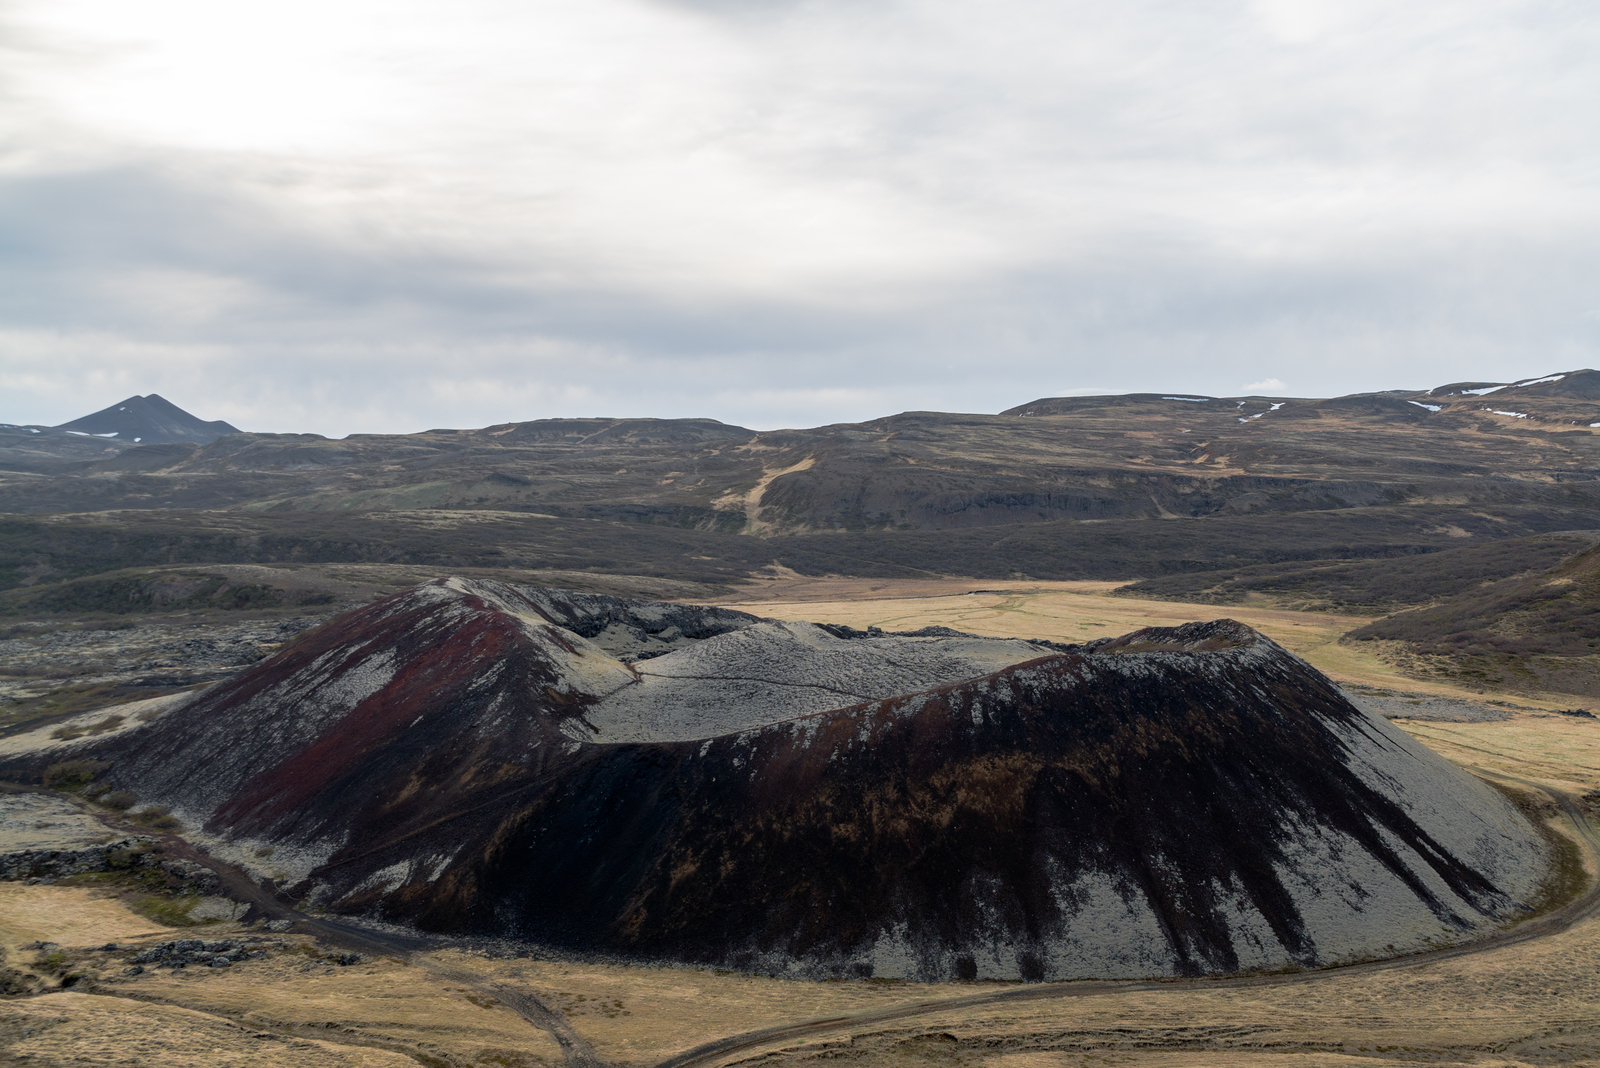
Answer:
[1,0,1597,432]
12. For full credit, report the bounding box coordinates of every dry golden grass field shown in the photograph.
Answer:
[3,581,1599,1068]
[715,577,1596,710]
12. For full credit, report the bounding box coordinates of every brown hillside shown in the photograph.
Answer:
[1352,544,1600,695]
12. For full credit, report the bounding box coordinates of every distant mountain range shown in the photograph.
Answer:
[6,370,1600,522]
[0,394,239,456]
[7,370,1600,704]
[10,369,1600,463]
[8,370,1600,474]
[55,394,241,444]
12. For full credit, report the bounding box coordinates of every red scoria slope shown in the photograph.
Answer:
[9,578,1553,981]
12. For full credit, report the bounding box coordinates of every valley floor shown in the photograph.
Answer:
[712,576,1597,715]
[3,584,1600,1067]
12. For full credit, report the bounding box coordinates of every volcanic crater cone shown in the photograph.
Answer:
[18,578,1551,980]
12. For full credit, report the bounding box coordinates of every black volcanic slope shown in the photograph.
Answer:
[8,580,1547,979]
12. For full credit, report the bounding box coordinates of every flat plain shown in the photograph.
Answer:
[3,579,1600,1067]
[715,577,1592,712]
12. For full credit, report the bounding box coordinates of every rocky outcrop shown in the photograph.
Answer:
[129,938,281,970]
[0,837,223,898]
[7,579,1551,980]
[0,839,151,881]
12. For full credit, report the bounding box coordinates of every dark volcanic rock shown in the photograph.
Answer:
[0,838,152,881]
[130,938,275,970]
[5,579,1548,980]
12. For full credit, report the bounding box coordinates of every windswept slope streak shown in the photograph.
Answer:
[8,579,1549,980]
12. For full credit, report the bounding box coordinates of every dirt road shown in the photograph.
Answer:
[73,801,609,1068]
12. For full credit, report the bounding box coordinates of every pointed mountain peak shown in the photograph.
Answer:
[54,394,241,445]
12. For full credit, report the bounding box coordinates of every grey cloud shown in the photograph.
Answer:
[0,163,919,352]
[3,0,1600,432]
[4,156,1599,433]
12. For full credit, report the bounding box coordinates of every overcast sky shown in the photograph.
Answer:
[2,0,1597,434]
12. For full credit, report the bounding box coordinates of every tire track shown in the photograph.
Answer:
[276,917,607,1068]
[74,807,607,1068]
[427,963,607,1068]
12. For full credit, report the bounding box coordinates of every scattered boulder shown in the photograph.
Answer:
[154,857,220,893]
[126,938,280,972]
[1,837,243,924]
[0,839,153,881]
[189,896,249,921]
